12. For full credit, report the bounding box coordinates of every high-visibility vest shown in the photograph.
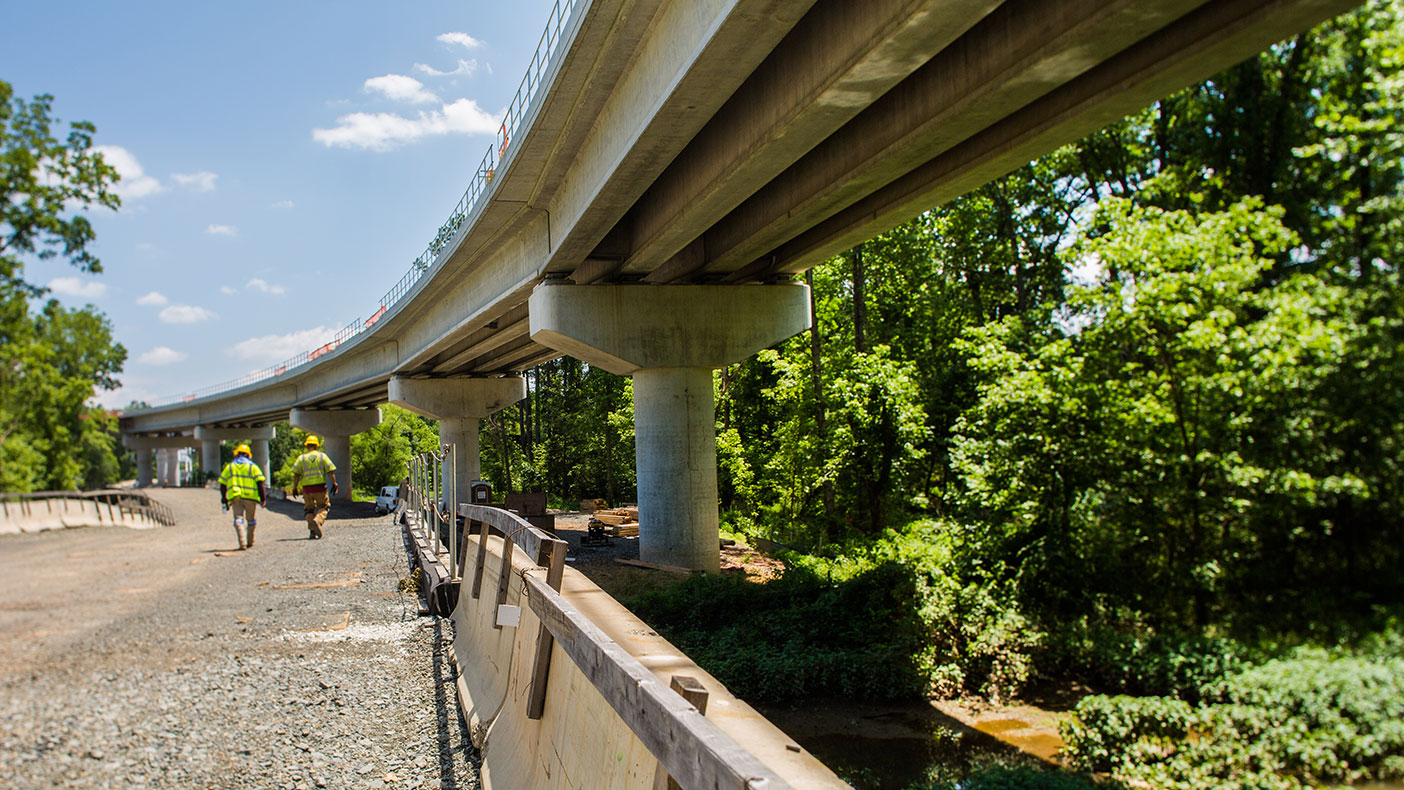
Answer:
[219,458,265,500]
[294,451,336,487]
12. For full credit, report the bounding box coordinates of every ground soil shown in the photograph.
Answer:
[0,486,478,789]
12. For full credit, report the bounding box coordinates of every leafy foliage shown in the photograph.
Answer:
[0,81,124,491]
[1062,637,1404,788]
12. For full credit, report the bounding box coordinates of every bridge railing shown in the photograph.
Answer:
[142,0,588,411]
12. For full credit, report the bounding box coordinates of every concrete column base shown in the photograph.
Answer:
[634,367,721,573]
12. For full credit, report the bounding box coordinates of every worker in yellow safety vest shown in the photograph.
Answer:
[218,443,267,549]
[291,435,339,539]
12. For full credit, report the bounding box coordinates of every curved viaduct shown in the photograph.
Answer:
[121,0,1360,572]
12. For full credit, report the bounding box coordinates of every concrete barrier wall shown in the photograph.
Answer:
[0,497,157,535]
[453,530,850,790]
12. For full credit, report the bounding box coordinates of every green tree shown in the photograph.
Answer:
[1,81,120,294]
[0,81,123,491]
[348,404,438,496]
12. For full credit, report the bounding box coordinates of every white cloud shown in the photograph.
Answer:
[220,285,237,295]
[159,304,216,324]
[415,59,478,78]
[171,171,218,192]
[137,346,188,365]
[365,74,439,104]
[312,98,499,151]
[206,224,238,237]
[228,325,338,362]
[438,32,483,49]
[48,276,107,299]
[270,200,294,209]
[136,291,168,306]
[246,278,286,295]
[136,242,157,253]
[94,145,163,199]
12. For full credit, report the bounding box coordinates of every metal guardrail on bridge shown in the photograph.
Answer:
[146,0,588,410]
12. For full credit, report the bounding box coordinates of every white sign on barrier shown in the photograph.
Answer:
[495,604,522,628]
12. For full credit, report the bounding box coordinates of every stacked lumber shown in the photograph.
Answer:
[589,506,639,537]
[579,497,608,513]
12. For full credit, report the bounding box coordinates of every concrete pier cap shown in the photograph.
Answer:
[289,408,382,502]
[388,376,526,500]
[529,282,811,573]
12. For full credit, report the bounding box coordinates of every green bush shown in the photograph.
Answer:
[1046,625,1251,700]
[1061,642,1404,788]
[622,519,1048,704]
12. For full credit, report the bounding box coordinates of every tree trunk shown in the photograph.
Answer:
[852,243,867,354]
[806,269,834,522]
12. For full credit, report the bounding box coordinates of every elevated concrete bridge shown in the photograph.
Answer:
[121,0,1361,572]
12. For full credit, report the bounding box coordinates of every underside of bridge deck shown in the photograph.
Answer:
[122,0,1363,571]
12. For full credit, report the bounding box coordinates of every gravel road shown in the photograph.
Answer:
[0,487,480,790]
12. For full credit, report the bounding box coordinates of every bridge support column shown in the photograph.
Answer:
[252,439,271,481]
[289,408,382,502]
[389,376,527,507]
[195,425,277,483]
[201,440,220,481]
[135,450,153,489]
[159,449,178,487]
[530,282,810,572]
[123,434,198,489]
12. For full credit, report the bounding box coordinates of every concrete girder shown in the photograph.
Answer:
[591,0,998,283]
[528,282,811,573]
[389,376,527,504]
[289,408,382,502]
[763,0,1367,275]
[683,0,1212,281]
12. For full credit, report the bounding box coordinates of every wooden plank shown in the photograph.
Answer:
[493,527,515,629]
[661,676,713,790]
[524,575,791,790]
[472,524,491,599]
[615,558,692,575]
[526,536,569,720]
[459,503,554,560]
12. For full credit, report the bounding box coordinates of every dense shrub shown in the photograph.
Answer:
[1045,625,1251,700]
[622,519,1044,703]
[1061,641,1404,788]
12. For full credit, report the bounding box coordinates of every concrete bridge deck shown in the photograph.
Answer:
[0,489,477,789]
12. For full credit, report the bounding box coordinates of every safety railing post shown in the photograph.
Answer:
[448,444,457,579]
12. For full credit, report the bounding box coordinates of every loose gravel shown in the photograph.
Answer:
[0,487,480,789]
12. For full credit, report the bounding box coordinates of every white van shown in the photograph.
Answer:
[374,485,400,514]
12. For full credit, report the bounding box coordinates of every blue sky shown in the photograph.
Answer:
[2,0,556,408]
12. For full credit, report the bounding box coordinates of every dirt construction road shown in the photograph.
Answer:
[0,487,479,789]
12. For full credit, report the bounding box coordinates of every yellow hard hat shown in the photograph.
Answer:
[234,443,252,457]
[304,435,320,448]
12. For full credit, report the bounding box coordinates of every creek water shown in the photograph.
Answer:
[757,699,1064,789]
[761,698,1404,790]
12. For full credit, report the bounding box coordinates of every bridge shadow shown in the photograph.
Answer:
[432,616,478,788]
